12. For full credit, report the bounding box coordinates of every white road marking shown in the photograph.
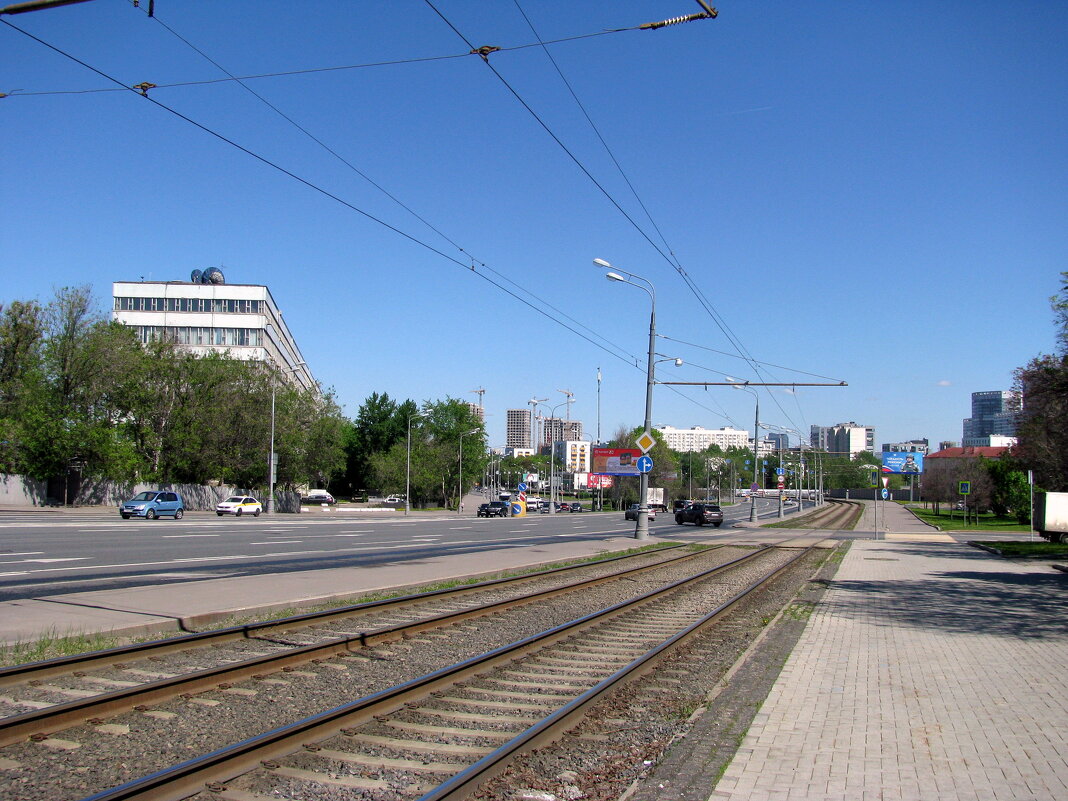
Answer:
[161,534,221,539]
[250,541,303,545]
[0,557,89,564]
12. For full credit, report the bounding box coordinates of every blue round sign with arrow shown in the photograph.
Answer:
[636,455,653,474]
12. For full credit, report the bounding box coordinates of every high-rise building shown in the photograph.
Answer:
[810,423,875,456]
[112,273,314,390]
[963,390,1020,446]
[542,417,582,446]
[506,409,532,449]
[655,425,750,452]
[465,402,485,424]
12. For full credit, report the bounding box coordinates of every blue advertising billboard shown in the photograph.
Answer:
[881,452,924,474]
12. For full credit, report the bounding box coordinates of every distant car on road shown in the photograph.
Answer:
[675,502,723,527]
[624,503,655,521]
[120,491,184,520]
[304,490,335,504]
[478,501,510,517]
[558,502,571,512]
[569,503,583,512]
[216,496,262,517]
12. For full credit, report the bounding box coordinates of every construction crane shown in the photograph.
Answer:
[557,389,574,421]
[469,387,485,408]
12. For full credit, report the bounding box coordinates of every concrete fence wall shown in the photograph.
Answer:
[0,473,301,512]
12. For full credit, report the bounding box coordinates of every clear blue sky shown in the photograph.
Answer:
[3,1,1065,451]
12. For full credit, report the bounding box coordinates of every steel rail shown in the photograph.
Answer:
[0,544,690,688]
[0,545,712,747]
[76,547,780,801]
[423,545,815,801]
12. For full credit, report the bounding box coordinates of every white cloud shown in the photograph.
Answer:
[937,380,952,387]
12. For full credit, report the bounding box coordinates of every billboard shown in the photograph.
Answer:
[591,448,642,476]
[881,452,924,474]
[586,474,615,489]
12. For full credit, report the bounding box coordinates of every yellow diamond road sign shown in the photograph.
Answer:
[636,430,656,453]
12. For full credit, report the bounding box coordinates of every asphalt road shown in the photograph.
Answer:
[0,500,783,602]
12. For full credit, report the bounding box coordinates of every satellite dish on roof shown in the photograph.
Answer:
[202,267,225,284]
[190,269,203,283]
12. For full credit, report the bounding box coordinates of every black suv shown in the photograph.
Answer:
[478,501,510,518]
[675,502,723,527]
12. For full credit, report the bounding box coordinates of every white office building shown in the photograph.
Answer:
[655,425,751,452]
[112,274,314,390]
[552,440,591,474]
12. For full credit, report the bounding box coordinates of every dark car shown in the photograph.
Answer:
[569,502,583,512]
[673,499,694,512]
[625,503,656,521]
[478,501,510,518]
[675,502,723,527]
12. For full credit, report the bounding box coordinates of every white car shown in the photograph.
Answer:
[305,490,335,504]
[216,496,262,517]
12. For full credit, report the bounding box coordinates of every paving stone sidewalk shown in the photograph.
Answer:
[710,539,1068,801]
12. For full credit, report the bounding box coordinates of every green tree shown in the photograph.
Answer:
[343,393,417,496]
[1012,273,1068,492]
[372,397,486,508]
[985,457,1031,522]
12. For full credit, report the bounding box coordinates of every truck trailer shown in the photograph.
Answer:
[1034,492,1068,543]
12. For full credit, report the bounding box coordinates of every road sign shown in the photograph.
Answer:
[959,481,971,495]
[518,482,528,492]
[636,455,653,474]
[776,467,784,476]
[635,430,656,453]
[750,482,759,491]
[777,482,785,490]
[881,488,889,500]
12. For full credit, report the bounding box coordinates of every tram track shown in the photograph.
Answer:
[84,544,816,801]
[0,538,832,801]
[0,545,707,747]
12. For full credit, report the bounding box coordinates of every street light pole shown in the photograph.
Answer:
[595,257,656,541]
[268,360,307,514]
[405,411,426,517]
[728,378,760,523]
[546,398,571,515]
[458,428,479,514]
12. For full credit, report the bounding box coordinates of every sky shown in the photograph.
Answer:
[3,1,1066,452]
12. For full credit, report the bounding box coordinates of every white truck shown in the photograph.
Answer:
[1034,492,1068,543]
[647,487,667,512]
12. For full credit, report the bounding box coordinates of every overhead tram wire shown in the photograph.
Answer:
[657,334,847,384]
[7,21,633,97]
[424,2,805,414]
[128,4,638,372]
[0,16,639,373]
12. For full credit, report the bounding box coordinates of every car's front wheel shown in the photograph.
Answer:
[217,511,224,516]
[174,509,183,520]
[675,514,684,524]
[236,508,242,517]
[146,509,157,520]
[121,513,130,519]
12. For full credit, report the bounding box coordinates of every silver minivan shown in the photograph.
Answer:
[120,491,185,520]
